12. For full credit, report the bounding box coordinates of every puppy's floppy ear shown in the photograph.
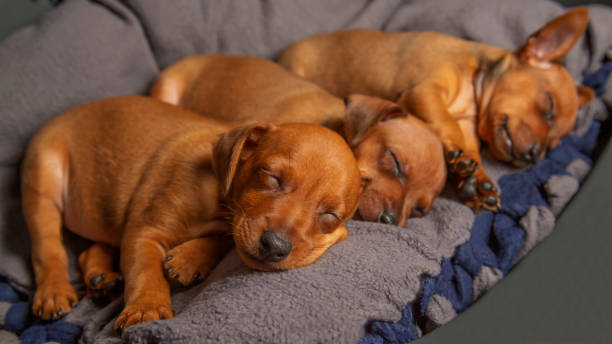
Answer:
[517,7,589,68]
[344,94,405,147]
[577,85,595,108]
[213,122,276,198]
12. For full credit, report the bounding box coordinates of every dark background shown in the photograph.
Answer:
[1,1,611,343]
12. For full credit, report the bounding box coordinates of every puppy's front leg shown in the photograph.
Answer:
[115,228,174,331]
[456,119,501,211]
[398,85,500,212]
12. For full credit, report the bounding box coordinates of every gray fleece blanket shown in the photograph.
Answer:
[0,0,611,343]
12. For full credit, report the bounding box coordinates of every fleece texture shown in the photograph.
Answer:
[0,0,610,343]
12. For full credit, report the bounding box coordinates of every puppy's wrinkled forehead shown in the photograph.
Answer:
[254,123,359,193]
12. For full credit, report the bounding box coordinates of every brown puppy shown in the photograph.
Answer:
[278,8,595,211]
[21,96,363,331]
[151,54,446,225]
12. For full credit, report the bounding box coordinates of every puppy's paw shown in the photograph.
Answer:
[78,243,122,302]
[85,271,124,301]
[33,280,78,320]
[164,237,232,287]
[458,169,501,212]
[446,148,478,178]
[164,248,208,287]
[115,301,173,332]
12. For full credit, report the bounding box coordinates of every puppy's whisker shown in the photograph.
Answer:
[226,199,249,220]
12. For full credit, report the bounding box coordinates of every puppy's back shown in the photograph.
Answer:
[21,96,226,242]
[152,55,346,129]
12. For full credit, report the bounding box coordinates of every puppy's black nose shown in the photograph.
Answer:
[522,144,541,164]
[259,231,292,262]
[378,210,397,225]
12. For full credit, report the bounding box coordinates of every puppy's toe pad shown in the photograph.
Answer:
[33,282,78,320]
[115,303,173,330]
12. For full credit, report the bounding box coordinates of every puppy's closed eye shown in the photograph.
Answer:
[259,168,282,190]
[319,211,341,231]
[381,147,405,179]
[543,92,554,123]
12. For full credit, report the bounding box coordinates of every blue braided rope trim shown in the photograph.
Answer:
[359,64,609,343]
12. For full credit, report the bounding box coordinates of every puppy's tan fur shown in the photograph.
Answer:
[151,54,446,225]
[278,8,595,211]
[21,96,363,330]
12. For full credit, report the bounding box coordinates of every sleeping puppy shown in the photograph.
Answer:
[278,8,595,211]
[21,96,364,331]
[150,54,447,226]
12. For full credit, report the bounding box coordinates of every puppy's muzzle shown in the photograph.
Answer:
[258,231,292,262]
[497,115,542,165]
[377,210,397,226]
[519,144,541,164]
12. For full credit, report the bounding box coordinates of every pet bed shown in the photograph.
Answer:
[0,0,611,343]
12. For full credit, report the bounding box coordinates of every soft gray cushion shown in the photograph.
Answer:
[0,0,610,343]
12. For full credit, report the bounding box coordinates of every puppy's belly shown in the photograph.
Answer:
[63,200,123,247]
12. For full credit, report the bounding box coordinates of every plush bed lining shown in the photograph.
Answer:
[0,0,610,343]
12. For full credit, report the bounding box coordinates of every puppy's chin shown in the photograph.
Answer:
[231,215,278,271]
[231,214,345,271]
[356,190,384,222]
[234,243,329,272]
[490,135,512,161]
[490,127,542,168]
[231,219,322,271]
[354,206,378,223]
[235,245,279,272]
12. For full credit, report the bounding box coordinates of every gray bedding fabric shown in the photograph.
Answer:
[0,0,611,343]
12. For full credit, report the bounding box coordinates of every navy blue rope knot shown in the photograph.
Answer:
[1,282,31,333]
[0,281,82,344]
[360,58,611,343]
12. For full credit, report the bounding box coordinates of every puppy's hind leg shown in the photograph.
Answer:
[79,243,123,301]
[21,146,78,320]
